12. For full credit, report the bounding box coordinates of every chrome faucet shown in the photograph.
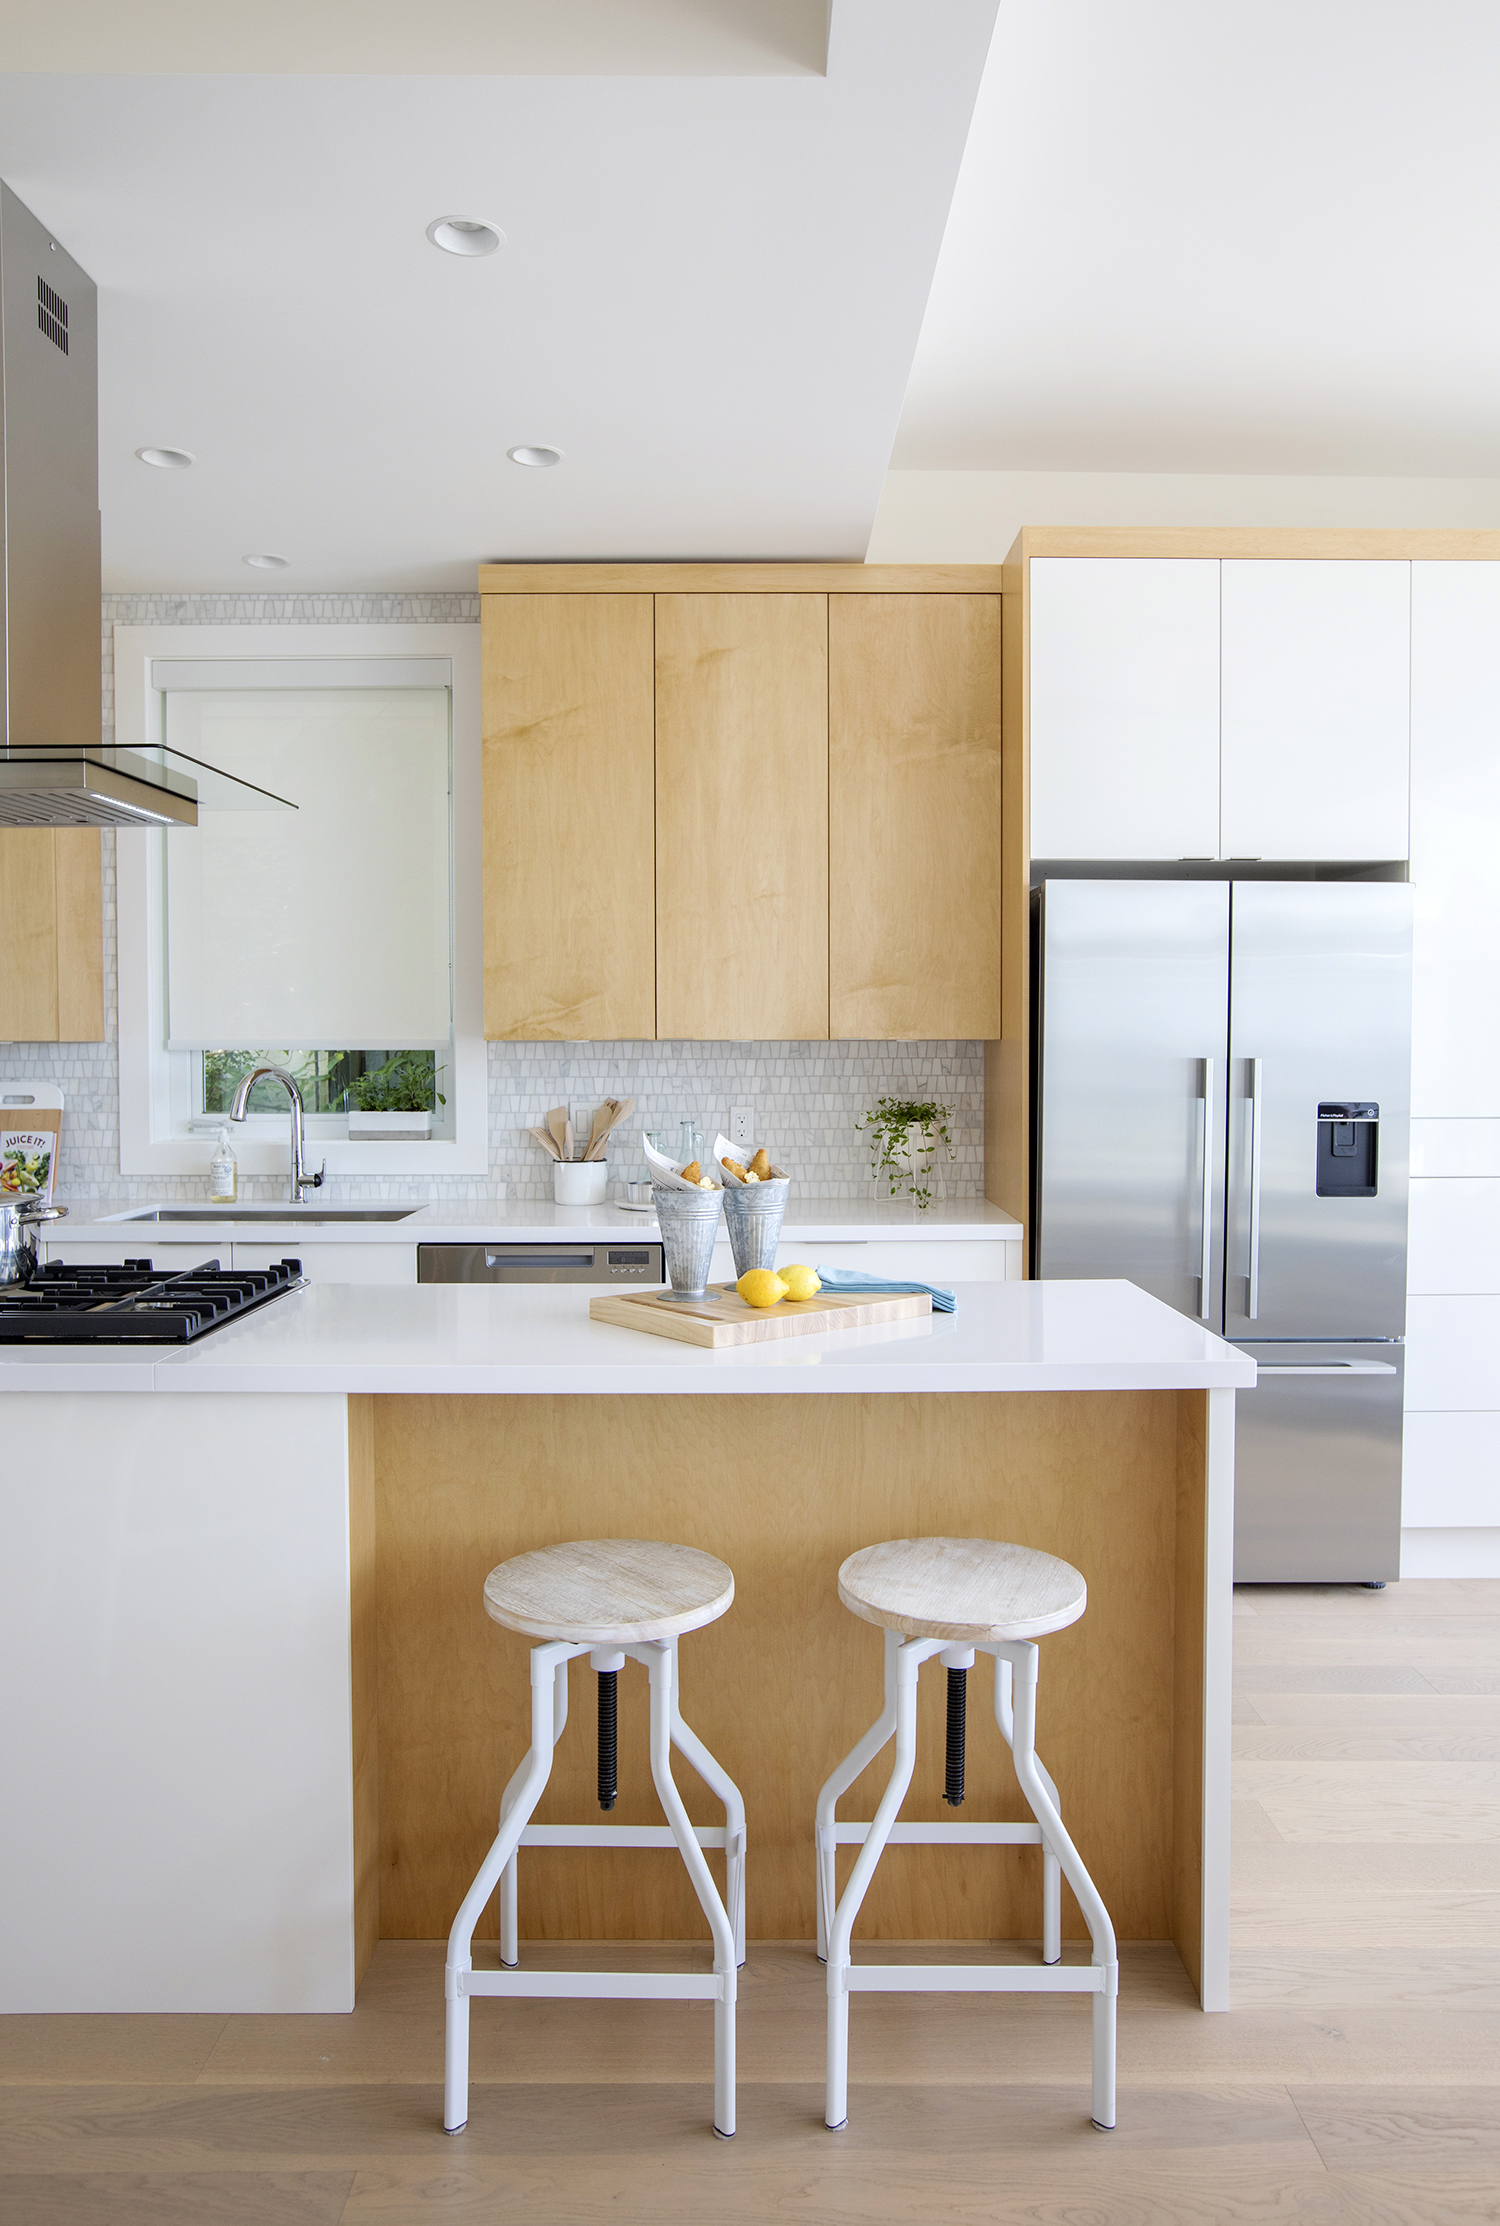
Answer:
[229,1064,326,1203]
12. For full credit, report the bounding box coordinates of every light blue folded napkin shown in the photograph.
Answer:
[813,1266,956,1314]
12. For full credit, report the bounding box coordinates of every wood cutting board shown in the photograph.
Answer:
[589,1282,931,1349]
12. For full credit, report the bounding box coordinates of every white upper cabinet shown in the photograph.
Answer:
[1030,558,1221,860]
[1409,562,1500,1119]
[1219,561,1410,861]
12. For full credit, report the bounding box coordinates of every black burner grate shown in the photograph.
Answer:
[0,1257,304,1342]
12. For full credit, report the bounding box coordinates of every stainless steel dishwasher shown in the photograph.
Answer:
[417,1242,665,1285]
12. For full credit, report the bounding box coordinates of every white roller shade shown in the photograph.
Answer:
[164,687,451,1049]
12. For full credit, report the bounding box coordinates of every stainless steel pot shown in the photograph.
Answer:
[0,1200,66,1286]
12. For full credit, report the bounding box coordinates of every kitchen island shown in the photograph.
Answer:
[0,1279,1250,2020]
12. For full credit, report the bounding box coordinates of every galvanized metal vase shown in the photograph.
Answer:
[721,1178,789,1279]
[651,1182,724,1299]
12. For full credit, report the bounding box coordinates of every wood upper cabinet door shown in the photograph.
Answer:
[0,828,103,1042]
[829,594,1003,1039]
[1029,558,1222,861]
[482,593,656,1040]
[654,594,829,1040]
[1220,560,1411,862]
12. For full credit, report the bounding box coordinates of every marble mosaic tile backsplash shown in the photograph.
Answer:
[0,594,985,1205]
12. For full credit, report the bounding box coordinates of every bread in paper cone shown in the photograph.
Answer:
[713,1133,789,1187]
[643,1132,720,1191]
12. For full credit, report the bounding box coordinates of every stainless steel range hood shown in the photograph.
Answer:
[0,182,290,829]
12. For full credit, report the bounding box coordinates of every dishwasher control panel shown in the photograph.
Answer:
[418,1243,666,1285]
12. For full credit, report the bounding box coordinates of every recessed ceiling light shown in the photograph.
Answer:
[136,446,194,470]
[426,215,503,258]
[244,553,291,570]
[508,445,562,469]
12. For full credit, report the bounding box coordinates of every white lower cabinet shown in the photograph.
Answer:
[43,1241,229,1275]
[1404,1296,1500,1415]
[707,1237,1019,1285]
[1407,1179,1500,1298]
[42,1238,416,1284]
[1411,1120,1500,1179]
[230,1243,416,1284]
[1402,1412,1500,1528]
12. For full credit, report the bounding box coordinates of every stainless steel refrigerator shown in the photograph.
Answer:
[1033,879,1412,1582]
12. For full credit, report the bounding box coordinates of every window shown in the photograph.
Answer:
[199,1049,443,1120]
[115,625,485,1180]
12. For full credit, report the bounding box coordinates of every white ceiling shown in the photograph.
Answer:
[0,3,996,589]
[892,0,1500,477]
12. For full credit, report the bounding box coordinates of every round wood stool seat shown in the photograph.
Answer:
[837,1535,1086,1643]
[483,1538,735,1645]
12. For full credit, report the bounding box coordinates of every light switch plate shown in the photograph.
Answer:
[729,1105,755,1150]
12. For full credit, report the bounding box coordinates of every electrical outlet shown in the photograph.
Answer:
[729,1105,755,1150]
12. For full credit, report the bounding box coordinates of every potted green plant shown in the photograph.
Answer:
[856,1097,955,1210]
[346,1053,446,1141]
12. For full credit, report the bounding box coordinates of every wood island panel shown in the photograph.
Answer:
[481,592,656,1039]
[372,1389,1206,1961]
[1172,1388,1207,1993]
[348,1392,379,1989]
[654,592,829,1040]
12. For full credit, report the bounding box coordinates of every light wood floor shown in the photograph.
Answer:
[4,1579,1498,2224]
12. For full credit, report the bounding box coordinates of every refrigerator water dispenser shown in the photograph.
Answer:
[1316,1103,1379,1197]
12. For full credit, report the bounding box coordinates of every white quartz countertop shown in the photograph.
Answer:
[56,1195,1023,1246]
[0,1278,1254,1395]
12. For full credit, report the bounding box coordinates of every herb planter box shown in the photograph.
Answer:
[347,1110,433,1142]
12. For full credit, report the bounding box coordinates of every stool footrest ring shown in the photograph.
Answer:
[518,1823,741,1852]
[825,1820,1042,1847]
[840,1962,1112,1997]
[460,1969,727,2002]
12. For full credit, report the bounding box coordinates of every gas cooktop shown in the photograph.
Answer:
[0,1257,305,1343]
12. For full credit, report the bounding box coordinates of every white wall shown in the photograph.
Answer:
[867,470,1500,563]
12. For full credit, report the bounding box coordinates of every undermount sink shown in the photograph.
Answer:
[121,1207,420,1224]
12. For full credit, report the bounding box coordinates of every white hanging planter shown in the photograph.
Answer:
[347,1109,433,1141]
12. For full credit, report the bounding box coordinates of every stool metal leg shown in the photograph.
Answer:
[824,1637,936,2130]
[444,1638,577,2134]
[815,1628,900,1961]
[817,1634,1119,2134]
[1004,1642,1119,2130]
[498,1654,570,1970]
[666,1638,748,1967]
[639,1640,739,2138]
[994,1656,1063,1965]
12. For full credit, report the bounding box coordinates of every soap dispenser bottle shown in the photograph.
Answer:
[209,1126,238,1205]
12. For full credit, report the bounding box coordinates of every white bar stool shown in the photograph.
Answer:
[816,1535,1118,2133]
[444,1538,746,2139]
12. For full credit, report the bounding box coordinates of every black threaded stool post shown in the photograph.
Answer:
[597,1669,618,1810]
[943,1666,967,1807]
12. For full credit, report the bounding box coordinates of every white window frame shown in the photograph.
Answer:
[115,623,488,1180]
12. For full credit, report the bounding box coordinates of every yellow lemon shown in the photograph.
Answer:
[779,1264,822,1302]
[736,1268,788,1308]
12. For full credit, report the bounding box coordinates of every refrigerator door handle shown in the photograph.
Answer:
[1246,1056,1264,1321]
[1197,1056,1214,1320]
[1255,1361,1399,1376]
